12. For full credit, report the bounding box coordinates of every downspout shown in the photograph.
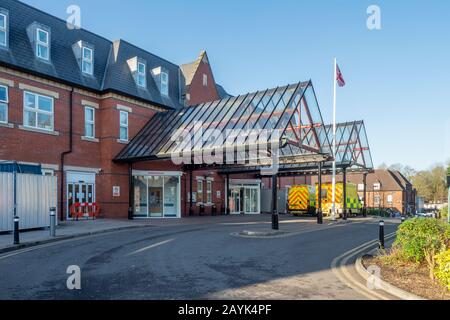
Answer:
[60,87,74,221]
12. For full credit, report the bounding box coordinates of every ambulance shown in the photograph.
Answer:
[288,185,316,215]
[316,182,362,216]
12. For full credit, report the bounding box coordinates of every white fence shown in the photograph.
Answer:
[0,173,57,232]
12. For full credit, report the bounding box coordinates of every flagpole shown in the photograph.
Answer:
[332,58,337,221]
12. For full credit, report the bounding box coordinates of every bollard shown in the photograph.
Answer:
[50,207,56,237]
[272,212,279,230]
[401,216,405,224]
[379,220,385,250]
[13,216,19,245]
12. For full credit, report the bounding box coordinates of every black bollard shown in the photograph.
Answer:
[379,220,385,249]
[13,216,19,245]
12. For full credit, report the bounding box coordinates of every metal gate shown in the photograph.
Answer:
[0,173,57,232]
[260,188,288,214]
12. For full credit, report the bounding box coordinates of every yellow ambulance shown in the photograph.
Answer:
[316,182,362,216]
[288,185,316,215]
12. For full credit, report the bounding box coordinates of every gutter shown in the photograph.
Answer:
[60,88,74,221]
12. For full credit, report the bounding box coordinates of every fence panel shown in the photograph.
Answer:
[0,173,57,232]
[0,173,14,232]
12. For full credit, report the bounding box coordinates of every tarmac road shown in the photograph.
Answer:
[0,216,399,300]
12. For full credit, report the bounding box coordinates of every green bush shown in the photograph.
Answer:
[434,250,450,291]
[394,218,450,279]
[440,206,448,219]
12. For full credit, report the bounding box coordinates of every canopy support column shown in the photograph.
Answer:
[128,163,134,220]
[226,174,231,215]
[189,169,194,216]
[363,172,368,217]
[272,174,279,230]
[343,167,348,220]
[317,162,323,224]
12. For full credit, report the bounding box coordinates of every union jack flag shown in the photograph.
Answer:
[336,64,346,87]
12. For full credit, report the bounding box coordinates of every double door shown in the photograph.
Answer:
[230,186,260,214]
[67,182,95,217]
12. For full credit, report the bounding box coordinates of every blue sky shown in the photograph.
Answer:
[22,0,450,170]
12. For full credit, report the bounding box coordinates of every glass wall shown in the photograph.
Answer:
[133,173,181,218]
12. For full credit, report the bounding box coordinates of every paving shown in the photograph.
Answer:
[0,215,401,300]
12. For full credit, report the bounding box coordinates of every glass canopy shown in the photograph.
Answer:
[115,81,332,166]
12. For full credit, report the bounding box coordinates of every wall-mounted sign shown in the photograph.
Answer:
[113,186,121,197]
[216,191,221,198]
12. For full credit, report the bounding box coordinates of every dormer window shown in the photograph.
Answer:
[0,10,8,48]
[137,62,146,87]
[36,28,49,60]
[127,57,147,89]
[161,71,169,96]
[152,67,169,96]
[82,46,94,75]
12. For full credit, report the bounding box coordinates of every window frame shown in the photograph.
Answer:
[36,28,50,61]
[197,179,203,204]
[23,91,54,131]
[206,180,212,204]
[0,12,8,48]
[0,85,8,123]
[119,110,129,141]
[81,46,94,75]
[160,71,169,96]
[84,106,95,138]
[137,61,146,88]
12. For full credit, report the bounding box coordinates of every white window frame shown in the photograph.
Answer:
[0,13,8,47]
[36,28,50,61]
[206,180,212,204]
[84,106,95,138]
[23,91,54,131]
[160,71,169,96]
[81,46,94,75]
[137,62,146,88]
[203,74,208,87]
[0,85,8,124]
[197,180,203,204]
[119,110,129,142]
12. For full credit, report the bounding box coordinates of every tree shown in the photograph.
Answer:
[411,165,447,203]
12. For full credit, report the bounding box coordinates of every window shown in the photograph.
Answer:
[137,62,146,87]
[206,180,212,204]
[387,195,393,204]
[119,111,128,141]
[161,71,169,96]
[82,47,93,75]
[0,12,8,47]
[373,183,381,191]
[23,92,54,131]
[84,107,95,138]
[36,28,49,60]
[374,195,381,206]
[203,74,208,86]
[197,180,203,203]
[0,85,8,123]
[358,184,364,191]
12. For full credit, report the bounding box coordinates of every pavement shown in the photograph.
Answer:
[0,214,402,300]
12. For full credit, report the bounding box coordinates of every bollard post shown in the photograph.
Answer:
[13,216,20,245]
[401,216,405,224]
[50,207,56,237]
[379,220,385,250]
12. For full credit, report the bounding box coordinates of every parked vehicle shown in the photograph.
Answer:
[288,185,316,215]
[316,182,362,216]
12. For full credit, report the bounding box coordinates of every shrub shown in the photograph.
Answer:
[394,218,450,279]
[434,250,450,291]
[440,206,448,219]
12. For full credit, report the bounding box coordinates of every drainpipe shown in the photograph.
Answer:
[60,88,74,221]
[128,163,134,220]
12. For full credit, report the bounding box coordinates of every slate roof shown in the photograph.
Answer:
[0,0,186,109]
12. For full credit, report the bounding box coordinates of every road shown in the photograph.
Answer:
[0,216,399,300]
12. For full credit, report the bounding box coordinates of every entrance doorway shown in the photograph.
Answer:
[66,171,96,220]
[230,185,260,214]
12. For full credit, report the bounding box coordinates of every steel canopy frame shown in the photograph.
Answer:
[114,80,330,167]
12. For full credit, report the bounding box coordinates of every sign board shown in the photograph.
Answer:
[113,186,121,197]
[216,191,221,198]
